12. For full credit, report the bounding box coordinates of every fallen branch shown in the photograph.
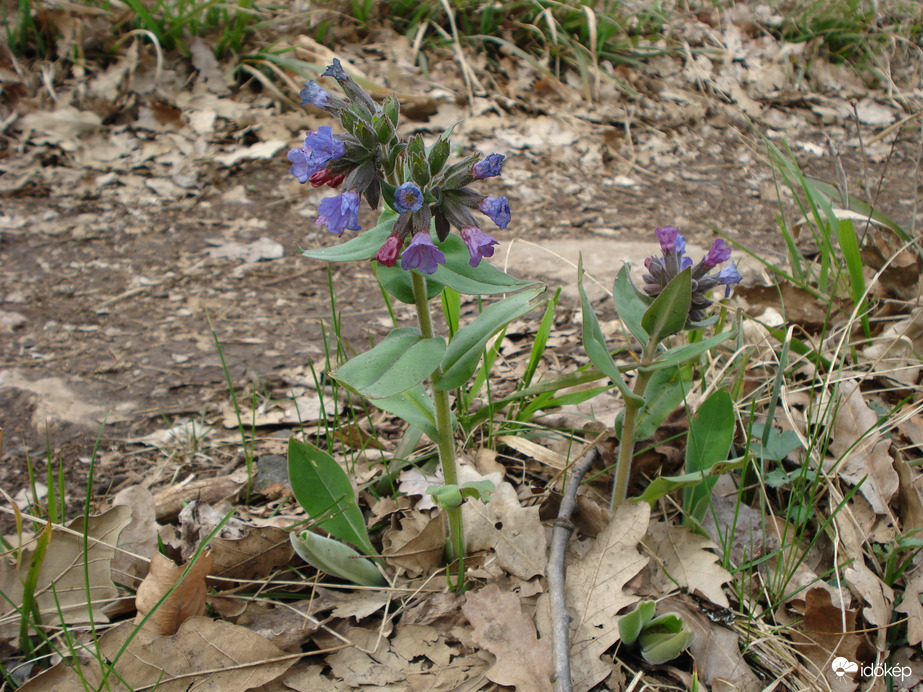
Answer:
[546,445,601,692]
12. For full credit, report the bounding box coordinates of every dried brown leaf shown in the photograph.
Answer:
[0,506,131,638]
[829,381,899,517]
[567,501,650,692]
[382,510,446,576]
[462,583,553,691]
[20,617,293,691]
[135,551,213,636]
[648,520,732,607]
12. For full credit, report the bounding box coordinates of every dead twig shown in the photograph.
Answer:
[546,445,600,692]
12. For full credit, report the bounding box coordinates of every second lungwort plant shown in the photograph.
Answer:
[286,59,545,590]
[579,226,741,510]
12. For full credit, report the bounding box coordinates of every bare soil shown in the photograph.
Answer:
[1,29,921,520]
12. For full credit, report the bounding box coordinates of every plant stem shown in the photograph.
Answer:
[611,338,660,510]
[410,270,466,590]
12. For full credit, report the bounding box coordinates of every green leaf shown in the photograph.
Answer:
[301,210,397,263]
[636,456,747,505]
[287,437,377,557]
[578,263,643,405]
[634,365,690,440]
[683,390,735,520]
[428,485,463,508]
[639,613,696,664]
[749,423,803,462]
[612,265,649,343]
[376,262,444,304]
[431,234,537,295]
[618,600,656,646]
[639,330,735,372]
[333,327,445,399]
[459,480,495,501]
[289,530,385,586]
[641,267,691,343]
[372,384,442,441]
[437,287,546,390]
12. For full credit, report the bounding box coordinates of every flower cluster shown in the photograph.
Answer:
[288,58,511,273]
[642,226,741,323]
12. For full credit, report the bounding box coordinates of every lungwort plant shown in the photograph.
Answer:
[579,226,742,509]
[285,59,545,591]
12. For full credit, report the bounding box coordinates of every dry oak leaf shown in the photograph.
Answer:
[790,587,870,692]
[647,520,732,608]
[827,380,898,517]
[895,571,923,647]
[670,598,762,692]
[0,505,131,638]
[462,582,553,691]
[462,480,548,579]
[382,510,447,576]
[567,501,650,692]
[19,616,294,691]
[135,551,214,636]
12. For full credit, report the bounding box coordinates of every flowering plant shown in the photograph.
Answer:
[286,59,545,590]
[579,226,741,509]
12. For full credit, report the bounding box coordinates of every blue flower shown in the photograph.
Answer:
[472,154,504,179]
[716,262,742,295]
[401,231,445,274]
[460,227,498,267]
[299,81,330,109]
[321,58,348,81]
[394,182,424,214]
[315,190,361,236]
[287,126,345,184]
[479,196,511,229]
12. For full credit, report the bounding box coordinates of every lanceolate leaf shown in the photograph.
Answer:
[287,438,377,557]
[683,390,736,520]
[300,210,397,262]
[639,330,735,372]
[641,268,691,344]
[578,265,642,405]
[333,328,445,399]
[289,531,385,586]
[612,265,649,343]
[372,384,444,441]
[437,287,546,390]
[431,234,537,295]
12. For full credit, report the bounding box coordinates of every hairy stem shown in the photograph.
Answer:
[411,270,466,590]
[610,338,660,510]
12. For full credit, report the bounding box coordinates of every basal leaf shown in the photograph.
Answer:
[287,437,377,557]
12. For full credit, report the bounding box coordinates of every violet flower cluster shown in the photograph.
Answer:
[642,226,742,323]
[287,59,511,274]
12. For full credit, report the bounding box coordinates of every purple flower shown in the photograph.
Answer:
[479,196,511,229]
[299,81,330,109]
[394,182,424,214]
[287,126,345,184]
[656,226,683,254]
[315,190,361,236]
[703,239,732,269]
[472,154,504,179]
[642,224,741,324]
[375,234,403,267]
[460,226,498,267]
[401,231,445,274]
